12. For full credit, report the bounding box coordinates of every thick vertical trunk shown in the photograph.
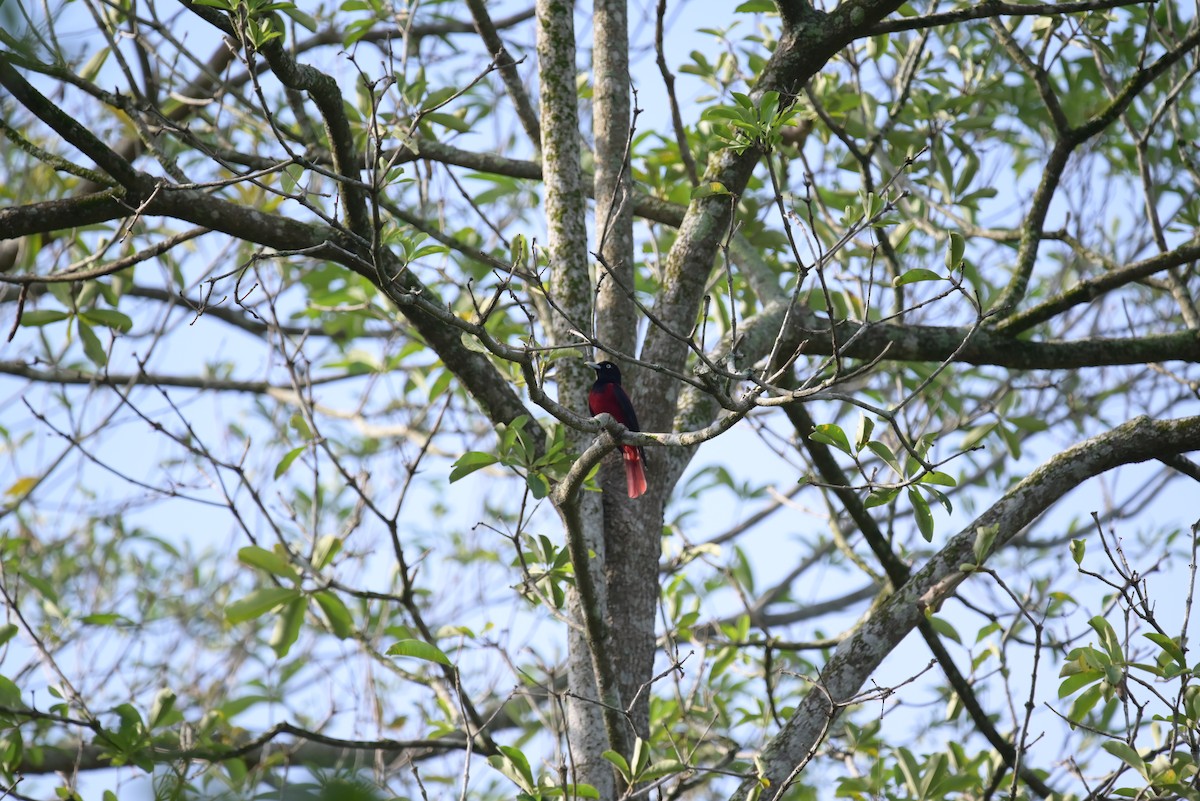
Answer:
[591,0,662,742]
[537,1,617,796]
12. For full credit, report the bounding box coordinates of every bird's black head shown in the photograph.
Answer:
[586,360,623,385]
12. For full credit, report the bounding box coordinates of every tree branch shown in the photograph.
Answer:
[731,413,1200,800]
[637,0,910,429]
[0,56,144,190]
[774,305,1200,369]
[786,403,1055,796]
[465,0,541,148]
[0,360,350,395]
[868,0,1154,35]
[997,236,1200,334]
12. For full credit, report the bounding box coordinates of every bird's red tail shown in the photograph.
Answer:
[623,446,647,499]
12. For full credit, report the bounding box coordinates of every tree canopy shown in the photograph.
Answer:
[1,0,1199,799]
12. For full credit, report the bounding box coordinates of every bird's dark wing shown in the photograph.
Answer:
[610,383,641,432]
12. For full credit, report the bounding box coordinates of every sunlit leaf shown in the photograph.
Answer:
[225,587,301,624]
[386,639,452,666]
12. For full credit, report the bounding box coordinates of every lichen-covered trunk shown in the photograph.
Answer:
[536,1,620,796]
[591,0,663,742]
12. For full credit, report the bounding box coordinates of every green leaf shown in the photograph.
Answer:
[960,422,997,450]
[114,702,144,734]
[640,759,687,782]
[450,451,499,482]
[422,87,457,110]
[77,319,107,367]
[1102,740,1146,777]
[386,639,452,666]
[998,423,1023,459]
[926,483,953,515]
[1089,615,1124,664]
[0,675,24,708]
[864,487,899,508]
[945,232,966,270]
[1058,669,1103,698]
[972,524,999,564]
[601,750,631,782]
[4,476,38,498]
[314,591,353,639]
[1007,415,1049,432]
[20,571,58,603]
[909,487,934,541]
[540,784,599,799]
[423,111,471,133]
[312,535,342,569]
[0,623,18,647]
[892,268,942,286]
[920,471,957,487]
[809,423,852,455]
[1070,538,1086,565]
[81,613,132,626]
[411,244,449,260]
[274,445,306,479]
[18,310,71,327]
[342,18,374,48]
[78,46,111,82]
[1144,633,1186,668]
[510,234,528,268]
[269,597,306,658]
[281,6,317,30]
[280,163,304,195]
[458,331,490,354]
[630,736,650,779]
[703,107,743,122]
[225,587,301,624]
[735,1,775,14]
[488,753,533,793]
[499,745,535,791]
[854,415,874,452]
[148,688,176,729]
[1069,683,1103,721]
[80,308,133,332]
[237,546,299,579]
[865,441,902,474]
[926,615,961,644]
[526,472,550,499]
[288,412,312,440]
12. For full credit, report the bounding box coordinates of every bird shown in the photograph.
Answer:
[586,360,648,499]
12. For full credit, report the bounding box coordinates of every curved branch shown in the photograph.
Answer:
[0,191,130,237]
[536,0,628,778]
[786,402,1055,796]
[637,0,909,428]
[10,722,484,776]
[778,306,1200,369]
[123,284,376,338]
[731,413,1200,800]
[0,360,351,396]
[0,56,144,190]
[998,236,1200,334]
[298,6,536,48]
[869,0,1154,35]
[989,19,1200,314]
[465,0,541,147]
[1,180,537,436]
[0,228,212,285]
